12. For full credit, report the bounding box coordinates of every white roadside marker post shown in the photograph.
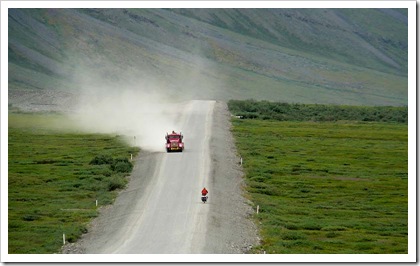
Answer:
[257,205,259,214]
[63,233,66,245]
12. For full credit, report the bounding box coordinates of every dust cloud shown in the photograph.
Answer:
[69,78,187,152]
[65,43,221,152]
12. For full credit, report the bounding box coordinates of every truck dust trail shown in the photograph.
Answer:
[68,85,186,152]
[78,100,215,254]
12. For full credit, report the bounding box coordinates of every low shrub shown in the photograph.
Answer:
[107,175,127,191]
[89,155,114,165]
[111,158,133,173]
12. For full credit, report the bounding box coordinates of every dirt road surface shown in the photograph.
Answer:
[62,100,259,256]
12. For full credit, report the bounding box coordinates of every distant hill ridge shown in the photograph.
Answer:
[8,8,408,108]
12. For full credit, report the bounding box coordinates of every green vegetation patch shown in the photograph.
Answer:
[8,113,139,253]
[228,99,408,123]
[229,102,407,254]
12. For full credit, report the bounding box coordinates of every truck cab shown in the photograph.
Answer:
[165,131,184,152]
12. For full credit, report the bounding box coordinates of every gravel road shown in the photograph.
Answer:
[61,100,259,256]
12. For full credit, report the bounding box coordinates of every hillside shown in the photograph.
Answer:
[8,8,408,111]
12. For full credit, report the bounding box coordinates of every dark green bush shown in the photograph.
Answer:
[107,176,127,191]
[89,155,114,165]
[111,158,133,173]
[22,214,40,221]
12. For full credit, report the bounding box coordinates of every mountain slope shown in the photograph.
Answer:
[8,8,408,109]
[171,8,407,73]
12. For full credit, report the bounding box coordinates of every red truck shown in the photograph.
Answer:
[165,131,184,152]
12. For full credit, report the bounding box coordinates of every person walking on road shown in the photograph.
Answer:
[201,187,208,196]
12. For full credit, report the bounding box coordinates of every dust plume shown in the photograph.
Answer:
[69,77,186,152]
[64,37,222,152]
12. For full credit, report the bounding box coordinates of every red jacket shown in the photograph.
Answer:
[201,188,208,196]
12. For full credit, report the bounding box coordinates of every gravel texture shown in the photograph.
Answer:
[202,101,260,253]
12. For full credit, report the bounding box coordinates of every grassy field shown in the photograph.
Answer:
[8,106,408,254]
[8,113,139,253]
[231,119,407,253]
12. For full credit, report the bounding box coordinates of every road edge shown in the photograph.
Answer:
[203,101,260,254]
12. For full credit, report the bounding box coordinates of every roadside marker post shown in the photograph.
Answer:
[63,233,66,245]
[240,157,243,165]
[257,205,259,214]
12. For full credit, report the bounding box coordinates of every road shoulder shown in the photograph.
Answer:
[203,101,260,253]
